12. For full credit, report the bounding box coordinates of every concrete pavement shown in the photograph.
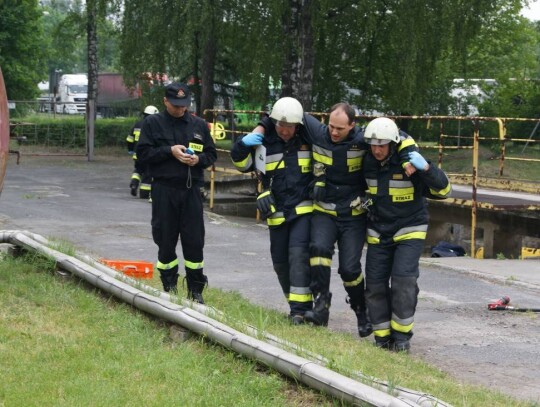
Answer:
[420,256,540,293]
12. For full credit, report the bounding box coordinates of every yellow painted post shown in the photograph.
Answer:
[438,122,444,169]
[471,120,480,257]
[209,165,215,211]
[496,118,506,177]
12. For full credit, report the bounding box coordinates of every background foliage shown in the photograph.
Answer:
[1,0,539,119]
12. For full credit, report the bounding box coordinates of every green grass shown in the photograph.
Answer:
[1,250,535,407]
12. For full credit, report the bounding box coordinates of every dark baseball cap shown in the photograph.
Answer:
[165,82,191,107]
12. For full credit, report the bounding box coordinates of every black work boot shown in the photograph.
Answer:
[354,306,373,338]
[304,292,332,326]
[393,340,410,353]
[129,179,139,197]
[288,314,305,326]
[374,336,394,350]
[185,270,208,304]
[159,270,178,294]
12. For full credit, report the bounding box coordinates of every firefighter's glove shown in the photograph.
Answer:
[257,190,276,218]
[312,181,326,202]
[241,132,264,147]
[350,196,373,212]
[409,151,429,171]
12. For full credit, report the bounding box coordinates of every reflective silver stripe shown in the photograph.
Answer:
[389,180,413,188]
[372,321,391,331]
[290,286,312,294]
[312,145,332,157]
[366,179,377,187]
[367,228,380,239]
[266,153,284,164]
[394,225,428,237]
[347,150,365,158]
[392,313,415,326]
[297,151,310,159]
[314,201,336,210]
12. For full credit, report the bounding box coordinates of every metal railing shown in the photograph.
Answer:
[204,109,540,257]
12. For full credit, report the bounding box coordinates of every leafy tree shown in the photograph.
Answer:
[0,0,47,99]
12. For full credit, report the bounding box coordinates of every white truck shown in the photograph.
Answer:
[55,74,88,114]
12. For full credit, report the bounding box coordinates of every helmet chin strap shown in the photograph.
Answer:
[378,142,396,167]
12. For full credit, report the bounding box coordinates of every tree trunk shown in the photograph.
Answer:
[86,0,98,162]
[280,0,314,111]
[201,2,217,122]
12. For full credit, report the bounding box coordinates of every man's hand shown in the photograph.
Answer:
[403,162,417,176]
[408,151,429,171]
[172,145,199,166]
[256,190,276,217]
[241,132,264,147]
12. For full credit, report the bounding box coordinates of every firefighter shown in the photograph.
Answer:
[255,103,417,337]
[300,103,374,337]
[136,83,217,303]
[362,117,451,352]
[127,105,159,199]
[230,97,313,324]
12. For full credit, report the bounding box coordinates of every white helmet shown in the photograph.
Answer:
[269,97,303,124]
[364,117,400,145]
[144,105,159,115]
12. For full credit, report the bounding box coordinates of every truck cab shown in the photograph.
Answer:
[55,74,88,114]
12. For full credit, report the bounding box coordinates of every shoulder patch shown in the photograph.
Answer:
[194,133,203,141]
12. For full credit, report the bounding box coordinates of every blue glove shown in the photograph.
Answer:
[241,132,264,147]
[408,151,428,171]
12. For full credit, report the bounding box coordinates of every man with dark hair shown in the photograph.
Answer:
[137,83,217,303]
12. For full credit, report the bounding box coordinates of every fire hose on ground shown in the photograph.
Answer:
[0,230,453,407]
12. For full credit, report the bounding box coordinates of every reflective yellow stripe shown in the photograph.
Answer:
[346,150,364,172]
[351,207,366,216]
[313,203,337,216]
[133,129,140,141]
[391,319,414,333]
[266,211,285,226]
[259,190,271,199]
[429,183,451,197]
[266,161,285,171]
[313,152,332,166]
[398,138,416,151]
[132,153,138,160]
[389,187,414,196]
[140,184,151,191]
[310,256,332,267]
[373,328,391,338]
[315,181,325,188]
[295,200,313,215]
[289,292,313,303]
[185,260,204,270]
[367,236,380,244]
[131,173,141,181]
[157,258,179,270]
[393,231,426,242]
[343,273,364,287]
[232,155,252,172]
[126,135,134,143]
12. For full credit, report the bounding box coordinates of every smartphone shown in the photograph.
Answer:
[185,148,194,155]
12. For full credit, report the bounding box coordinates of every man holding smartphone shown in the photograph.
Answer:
[137,82,217,302]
